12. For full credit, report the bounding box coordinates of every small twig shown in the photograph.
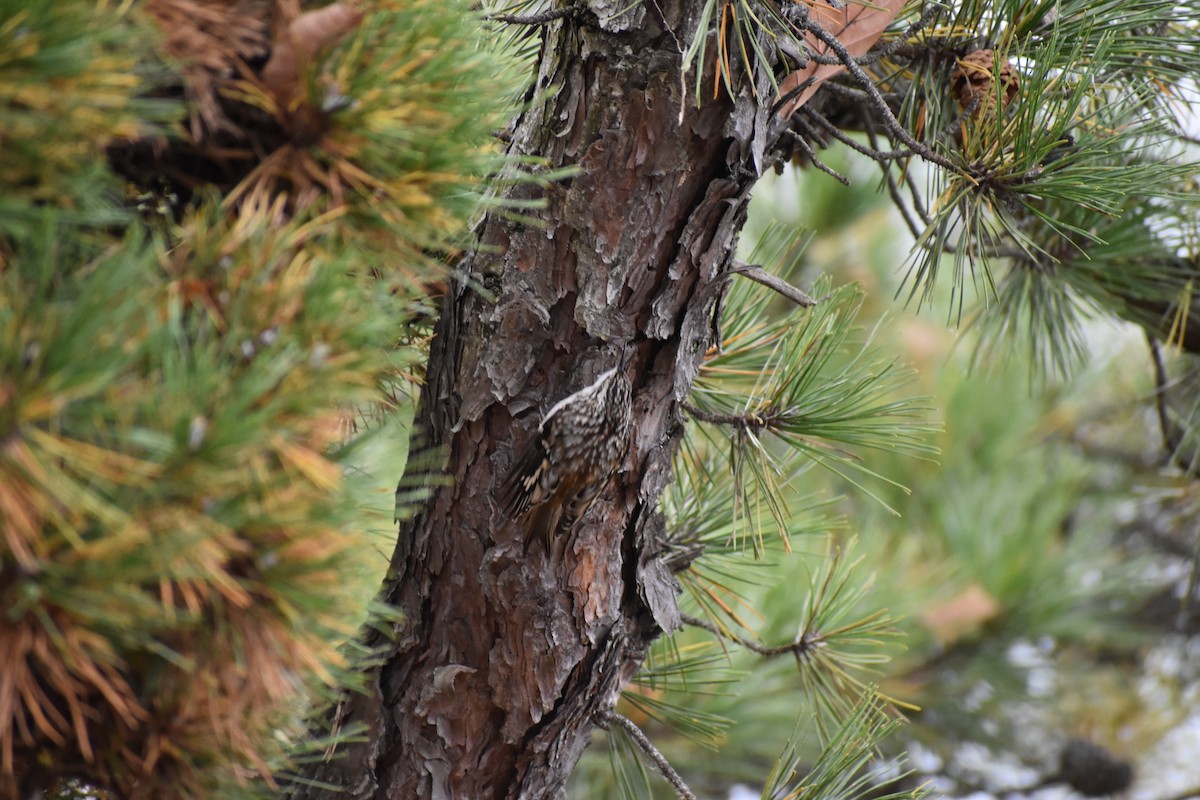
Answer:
[902,168,932,224]
[790,111,831,150]
[863,123,925,238]
[1148,333,1197,472]
[681,613,821,660]
[597,711,698,800]
[791,105,943,239]
[487,6,574,25]
[816,80,907,105]
[782,130,851,186]
[1149,334,1179,452]
[680,402,773,430]
[777,76,906,119]
[882,162,924,239]
[729,260,820,306]
[804,105,916,161]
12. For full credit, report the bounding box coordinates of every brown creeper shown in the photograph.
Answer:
[500,362,633,552]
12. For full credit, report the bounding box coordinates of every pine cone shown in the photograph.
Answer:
[951,49,1019,118]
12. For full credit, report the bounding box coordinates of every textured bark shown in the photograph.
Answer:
[292,3,780,798]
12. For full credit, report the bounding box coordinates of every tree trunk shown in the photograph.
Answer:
[293,4,774,797]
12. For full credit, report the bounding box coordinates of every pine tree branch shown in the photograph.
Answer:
[680,613,821,661]
[728,260,820,306]
[596,711,698,800]
[680,403,777,431]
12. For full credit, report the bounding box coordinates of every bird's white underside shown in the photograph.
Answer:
[541,367,618,425]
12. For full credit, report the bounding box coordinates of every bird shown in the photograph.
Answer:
[499,360,634,553]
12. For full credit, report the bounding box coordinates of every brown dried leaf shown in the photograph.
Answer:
[261,3,364,107]
[920,583,1000,646]
[776,0,906,118]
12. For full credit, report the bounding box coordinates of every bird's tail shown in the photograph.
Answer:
[523,483,610,554]
[523,502,562,554]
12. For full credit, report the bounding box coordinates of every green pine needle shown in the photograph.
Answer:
[690,275,939,521]
[761,693,921,800]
